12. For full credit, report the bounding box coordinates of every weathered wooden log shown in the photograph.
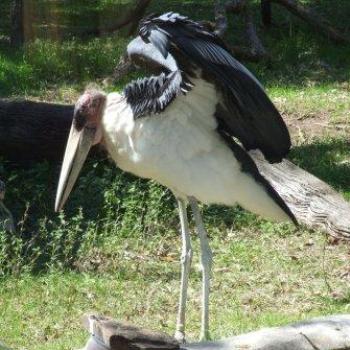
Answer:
[0,99,73,162]
[82,314,180,350]
[1,98,350,240]
[250,150,350,240]
[81,314,350,350]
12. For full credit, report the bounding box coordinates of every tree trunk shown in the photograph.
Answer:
[1,99,350,240]
[81,314,350,350]
[10,0,24,46]
[214,0,228,38]
[127,0,153,36]
[98,0,152,36]
[261,0,272,27]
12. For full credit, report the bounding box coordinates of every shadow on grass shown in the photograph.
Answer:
[289,138,350,196]
[1,137,349,274]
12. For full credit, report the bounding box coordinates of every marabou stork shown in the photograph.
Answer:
[55,13,297,342]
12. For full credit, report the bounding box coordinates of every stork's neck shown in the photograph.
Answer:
[101,92,135,161]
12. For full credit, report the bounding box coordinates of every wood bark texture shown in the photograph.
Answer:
[82,314,179,350]
[81,314,350,350]
[1,99,350,240]
[213,0,269,61]
[250,150,350,240]
[0,99,73,162]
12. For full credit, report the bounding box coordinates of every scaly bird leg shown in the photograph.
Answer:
[175,198,193,343]
[189,197,213,341]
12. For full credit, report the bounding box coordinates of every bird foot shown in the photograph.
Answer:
[174,330,186,344]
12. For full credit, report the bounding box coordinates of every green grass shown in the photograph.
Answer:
[0,0,350,349]
[1,225,350,349]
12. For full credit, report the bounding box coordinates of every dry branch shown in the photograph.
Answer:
[81,314,350,350]
[110,54,136,84]
[242,5,269,59]
[214,0,269,61]
[270,0,350,43]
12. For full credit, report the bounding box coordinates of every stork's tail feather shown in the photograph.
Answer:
[219,130,298,226]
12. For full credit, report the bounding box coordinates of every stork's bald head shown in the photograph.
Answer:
[73,89,106,135]
[55,89,106,212]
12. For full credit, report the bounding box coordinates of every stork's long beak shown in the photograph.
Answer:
[55,124,96,212]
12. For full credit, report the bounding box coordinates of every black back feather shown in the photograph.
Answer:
[138,12,291,163]
[124,70,192,119]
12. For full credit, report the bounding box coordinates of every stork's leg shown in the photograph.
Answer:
[189,197,213,341]
[175,198,193,343]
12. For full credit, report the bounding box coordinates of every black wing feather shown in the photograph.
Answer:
[124,70,191,118]
[139,13,291,163]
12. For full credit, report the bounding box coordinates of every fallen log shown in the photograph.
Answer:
[0,98,350,240]
[0,99,73,162]
[250,150,350,240]
[80,314,350,350]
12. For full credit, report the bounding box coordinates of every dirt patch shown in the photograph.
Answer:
[284,113,350,145]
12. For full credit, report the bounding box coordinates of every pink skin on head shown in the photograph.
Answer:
[75,90,106,145]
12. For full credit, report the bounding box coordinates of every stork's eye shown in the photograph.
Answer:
[73,109,87,131]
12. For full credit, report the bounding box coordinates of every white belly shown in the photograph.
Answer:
[101,84,290,222]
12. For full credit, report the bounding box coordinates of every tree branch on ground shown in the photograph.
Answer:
[214,0,269,61]
[270,0,350,44]
[242,3,269,59]
[212,0,349,63]
[81,314,350,350]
